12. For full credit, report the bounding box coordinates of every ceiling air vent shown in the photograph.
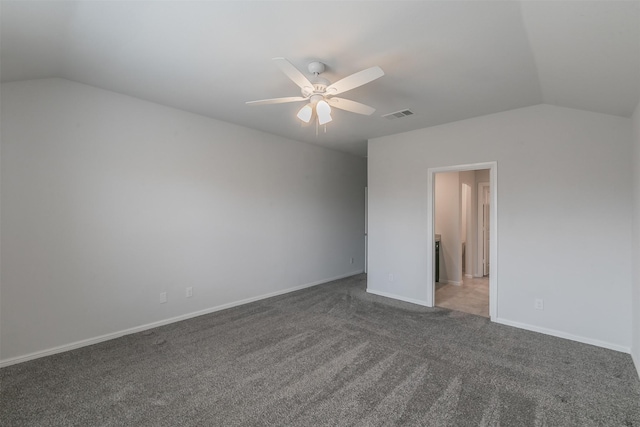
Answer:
[382,109,414,120]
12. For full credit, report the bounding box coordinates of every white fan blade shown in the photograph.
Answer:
[325,66,384,96]
[246,96,307,106]
[327,97,376,115]
[273,57,314,90]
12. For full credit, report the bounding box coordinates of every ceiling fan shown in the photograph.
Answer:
[246,58,384,128]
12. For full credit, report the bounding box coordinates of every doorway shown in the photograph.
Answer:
[426,162,497,319]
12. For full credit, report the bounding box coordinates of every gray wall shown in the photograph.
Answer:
[368,104,633,351]
[0,78,367,363]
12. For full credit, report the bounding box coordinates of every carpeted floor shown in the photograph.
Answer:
[1,274,639,426]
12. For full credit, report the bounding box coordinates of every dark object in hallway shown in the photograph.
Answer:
[435,239,440,283]
[1,274,639,426]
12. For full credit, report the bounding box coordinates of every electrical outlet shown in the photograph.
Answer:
[160,292,167,304]
[534,298,544,310]
[186,287,193,298]
[388,273,394,282]
[350,257,354,264]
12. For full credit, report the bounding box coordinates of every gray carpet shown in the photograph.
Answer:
[1,274,639,426]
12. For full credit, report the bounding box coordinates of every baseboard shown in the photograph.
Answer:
[366,288,429,307]
[494,317,631,354]
[632,347,640,380]
[0,270,364,368]
[464,274,473,278]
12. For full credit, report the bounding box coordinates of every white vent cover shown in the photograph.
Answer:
[382,109,414,120]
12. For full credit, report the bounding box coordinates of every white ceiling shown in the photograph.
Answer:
[2,1,639,157]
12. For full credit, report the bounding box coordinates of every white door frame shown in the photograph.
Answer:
[364,187,368,274]
[426,162,498,320]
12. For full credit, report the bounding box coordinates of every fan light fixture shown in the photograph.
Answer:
[297,104,313,123]
[297,98,332,125]
[316,100,332,125]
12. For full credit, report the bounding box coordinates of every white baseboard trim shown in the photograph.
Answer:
[366,289,429,307]
[632,348,640,380]
[494,317,631,354]
[0,270,364,368]
[464,274,473,278]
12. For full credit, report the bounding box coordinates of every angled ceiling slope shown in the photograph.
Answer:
[1,1,638,157]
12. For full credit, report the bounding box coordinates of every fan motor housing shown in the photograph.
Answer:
[313,82,328,92]
[302,77,329,97]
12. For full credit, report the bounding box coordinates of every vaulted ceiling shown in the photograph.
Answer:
[2,1,639,157]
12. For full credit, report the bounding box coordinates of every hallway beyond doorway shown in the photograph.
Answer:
[435,276,489,318]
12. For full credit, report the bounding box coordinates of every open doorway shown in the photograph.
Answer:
[426,163,497,319]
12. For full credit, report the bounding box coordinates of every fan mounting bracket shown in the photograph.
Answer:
[308,61,325,75]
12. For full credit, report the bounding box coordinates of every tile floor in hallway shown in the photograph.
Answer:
[435,276,489,317]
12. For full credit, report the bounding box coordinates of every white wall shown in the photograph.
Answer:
[459,170,476,276]
[435,172,460,284]
[368,104,633,351]
[632,101,640,376]
[0,78,367,364]
[475,169,490,184]
[475,169,490,277]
